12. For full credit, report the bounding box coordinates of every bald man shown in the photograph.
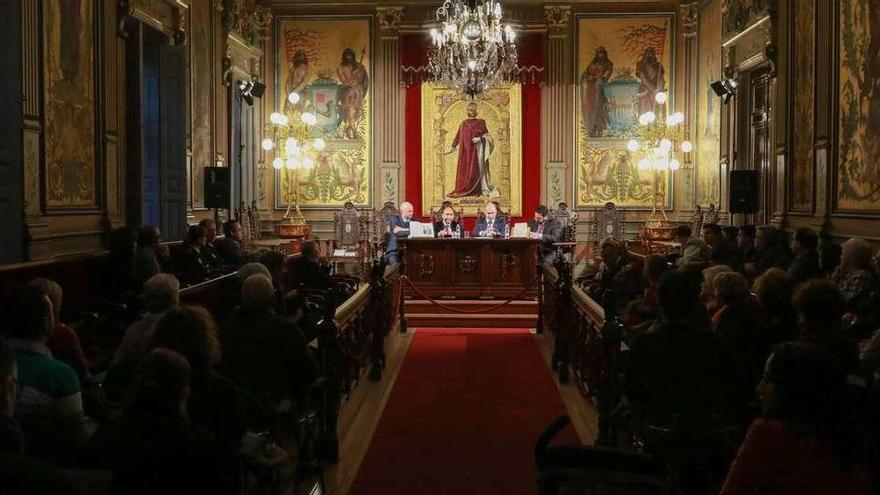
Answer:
[386,201,414,264]
[472,201,507,238]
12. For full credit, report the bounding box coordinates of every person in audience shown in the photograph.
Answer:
[528,205,562,266]
[219,275,318,407]
[703,223,739,267]
[701,264,733,315]
[671,224,707,267]
[8,287,93,461]
[152,307,247,467]
[289,240,336,291]
[26,278,90,380]
[135,225,169,286]
[720,342,869,494]
[831,238,878,318]
[0,337,24,454]
[712,271,764,424]
[589,238,643,316]
[753,268,798,347]
[625,270,733,492]
[175,225,211,285]
[386,201,413,264]
[198,218,222,269]
[434,205,460,238]
[788,226,822,284]
[113,274,180,367]
[216,220,245,266]
[792,279,859,381]
[723,226,741,268]
[81,348,227,494]
[472,201,507,238]
[737,225,758,269]
[679,261,712,331]
[749,225,791,277]
[622,254,669,328]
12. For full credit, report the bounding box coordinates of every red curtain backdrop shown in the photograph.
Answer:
[402,33,544,231]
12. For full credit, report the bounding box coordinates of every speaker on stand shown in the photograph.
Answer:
[204,167,231,226]
[729,170,758,214]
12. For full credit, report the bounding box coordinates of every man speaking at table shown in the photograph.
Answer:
[528,204,562,265]
[472,201,507,238]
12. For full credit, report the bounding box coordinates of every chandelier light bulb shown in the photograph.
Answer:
[261,138,274,151]
[638,158,651,171]
[313,138,326,151]
[665,114,677,126]
[269,112,282,124]
[644,111,656,124]
[272,157,283,169]
[672,112,684,125]
[288,92,301,105]
[654,91,668,105]
[277,114,289,126]
[467,60,477,71]
[681,140,693,153]
[659,138,672,152]
[669,158,681,171]
[627,139,640,152]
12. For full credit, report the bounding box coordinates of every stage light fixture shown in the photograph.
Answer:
[711,78,737,104]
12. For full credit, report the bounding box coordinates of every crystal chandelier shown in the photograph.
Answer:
[428,0,518,98]
[261,90,327,226]
[625,90,692,226]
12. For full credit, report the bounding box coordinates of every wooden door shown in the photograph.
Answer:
[746,68,772,225]
[159,44,187,241]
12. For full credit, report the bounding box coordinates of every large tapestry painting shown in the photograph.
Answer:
[575,14,674,209]
[44,0,97,208]
[696,0,721,208]
[838,0,880,212]
[790,0,814,212]
[723,0,769,40]
[421,84,522,216]
[274,17,372,208]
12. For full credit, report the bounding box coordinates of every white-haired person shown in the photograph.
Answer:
[113,273,180,366]
[385,201,414,264]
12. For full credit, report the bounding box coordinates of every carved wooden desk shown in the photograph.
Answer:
[400,238,539,298]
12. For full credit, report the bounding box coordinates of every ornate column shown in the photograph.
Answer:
[376,7,404,208]
[679,1,698,213]
[542,6,571,209]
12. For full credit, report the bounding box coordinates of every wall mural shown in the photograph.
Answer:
[274,17,372,208]
[43,0,97,208]
[722,0,769,40]
[574,14,674,209]
[790,0,815,212]
[838,0,880,212]
[696,0,721,208]
[421,84,522,216]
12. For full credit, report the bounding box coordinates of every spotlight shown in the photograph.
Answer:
[250,81,266,99]
[711,78,737,104]
[238,80,265,107]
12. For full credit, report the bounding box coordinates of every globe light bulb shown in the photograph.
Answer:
[627,139,640,152]
[654,91,668,105]
[269,112,282,124]
[669,158,681,171]
[288,92,301,105]
[672,112,684,125]
[261,138,274,151]
[313,138,326,151]
[277,114,289,126]
[272,157,283,169]
[467,60,477,71]
[681,140,693,153]
[638,158,651,171]
[665,114,677,126]
[644,111,656,124]
[660,138,672,152]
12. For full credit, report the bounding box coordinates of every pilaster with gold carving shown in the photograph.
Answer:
[679,1,699,213]
[377,7,404,207]
[542,6,571,208]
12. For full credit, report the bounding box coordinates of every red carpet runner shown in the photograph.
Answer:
[350,329,579,494]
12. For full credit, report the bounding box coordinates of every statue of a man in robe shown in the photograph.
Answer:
[446,102,499,198]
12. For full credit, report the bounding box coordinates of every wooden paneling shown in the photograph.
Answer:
[0,0,23,262]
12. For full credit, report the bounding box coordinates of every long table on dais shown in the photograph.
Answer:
[400,238,539,298]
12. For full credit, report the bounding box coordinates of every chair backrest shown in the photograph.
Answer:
[334,203,364,250]
[704,203,719,226]
[690,205,704,238]
[375,201,399,247]
[432,203,462,223]
[595,202,624,241]
[249,200,261,241]
[552,203,579,243]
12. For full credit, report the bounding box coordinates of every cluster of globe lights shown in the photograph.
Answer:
[261,91,327,173]
[626,90,692,172]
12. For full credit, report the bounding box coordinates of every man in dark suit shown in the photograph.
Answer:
[216,220,244,267]
[433,205,460,238]
[527,204,562,265]
[385,201,413,264]
[472,201,506,237]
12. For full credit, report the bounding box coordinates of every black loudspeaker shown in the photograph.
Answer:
[204,167,230,209]
[729,170,758,213]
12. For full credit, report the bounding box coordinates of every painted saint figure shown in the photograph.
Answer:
[446,102,499,198]
[636,47,666,115]
[336,48,369,139]
[580,47,614,138]
[285,49,310,114]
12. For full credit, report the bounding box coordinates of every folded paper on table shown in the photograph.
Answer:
[511,223,529,238]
